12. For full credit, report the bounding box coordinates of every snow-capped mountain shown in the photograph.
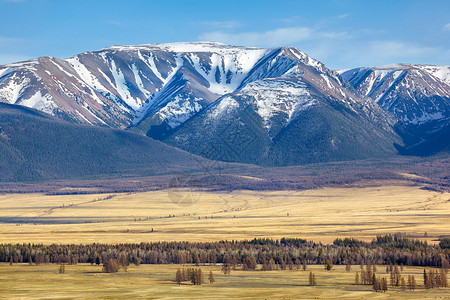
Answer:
[0,42,272,128]
[340,64,450,125]
[0,42,403,165]
[1,42,448,164]
[340,64,450,155]
[162,48,399,165]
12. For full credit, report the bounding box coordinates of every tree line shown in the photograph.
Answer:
[0,235,448,269]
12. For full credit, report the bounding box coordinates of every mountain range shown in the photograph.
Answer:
[0,42,448,178]
[340,64,450,155]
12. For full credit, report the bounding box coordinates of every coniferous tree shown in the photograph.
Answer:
[325,257,333,271]
[103,258,121,273]
[372,276,380,292]
[308,271,317,286]
[442,257,450,274]
[208,271,215,284]
[193,269,203,285]
[424,269,431,289]
[381,277,388,292]
[440,269,448,287]
[400,277,406,290]
[175,269,183,285]
[355,272,360,285]
[294,258,301,270]
[411,275,416,291]
[118,253,129,271]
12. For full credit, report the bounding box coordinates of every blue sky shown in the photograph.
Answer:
[1,0,449,69]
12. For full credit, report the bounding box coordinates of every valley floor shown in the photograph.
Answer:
[0,263,448,299]
[0,181,448,244]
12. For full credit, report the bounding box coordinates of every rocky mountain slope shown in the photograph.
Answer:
[162,48,399,165]
[0,42,271,129]
[340,64,450,155]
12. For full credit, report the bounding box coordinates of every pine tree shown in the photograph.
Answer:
[175,269,183,285]
[294,258,301,270]
[325,258,333,271]
[355,272,360,285]
[309,271,317,286]
[400,276,406,290]
[103,258,121,273]
[197,269,204,285]
[372,273,381,292]
[208,271,215,284]
[440,269,448,287]
[442,257,450,274]
[222,264,231,274]
[381,277,388,292]
[411,275,416,291]
[361,269,366,284]
[424,269,432,289]
[372,276,380,292]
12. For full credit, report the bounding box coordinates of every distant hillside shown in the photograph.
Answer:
[0,103,211,181]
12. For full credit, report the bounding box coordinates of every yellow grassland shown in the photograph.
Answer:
[0,182,448,244]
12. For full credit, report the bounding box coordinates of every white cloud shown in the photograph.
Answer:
[443,23,450,32]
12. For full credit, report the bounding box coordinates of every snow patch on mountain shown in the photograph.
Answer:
[421,65,450,86]
[157,95,203,128]
[0,73,31,103]
[206,95,240,121]
[19,90,56,114]
[240,79,316,129]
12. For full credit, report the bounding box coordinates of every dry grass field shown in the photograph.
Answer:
[0,180,449,244]
[0,180,449,299]
[0,263,448,299]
